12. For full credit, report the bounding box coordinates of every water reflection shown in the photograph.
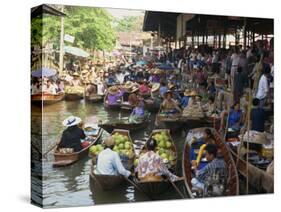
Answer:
[32,100,188,208]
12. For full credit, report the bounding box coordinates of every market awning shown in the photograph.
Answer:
[64,46,90,58]
[31,67,57,77]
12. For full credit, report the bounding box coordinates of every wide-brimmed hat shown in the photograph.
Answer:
[63,116,82,127]
[168,83,176,90]
[72,72,79,77]
[104,136,115,147]
[239,131,270,145]
[81,69,88,74]
[184,89,191,96]
[151,83,160,93]
[187,90,199,97]
[126,83,139,93]
[123,81,134,90]
[108,86,119,95]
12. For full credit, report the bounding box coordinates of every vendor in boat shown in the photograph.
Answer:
[58,116,86,152]
[139,79,151,95]
[149,69,161,83]
[190,128,216,169]
[123,81,140,107]
[186,90,201,107]
[96,136,131,177]
[202,96,216,117]
[180,89,190,108]
[135,139,180,182]
[42,80,57,94]
[70,72,82,87]
[168,82,181,103]
[129,100,145,123]
[160,90,182,114]
[220,102,244,133]
[191,144,227,191]
[31,80,41,94]
[106,86,124,105]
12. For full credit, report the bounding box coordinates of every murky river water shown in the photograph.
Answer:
[31,100,188,208]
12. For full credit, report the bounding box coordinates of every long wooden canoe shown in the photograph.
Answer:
[89,129,135,191]
[182,127,239,197]
[53,128,103,167]
[85,94,104,103]
[229,144,273,193]
[98,115,150,133]
[31,92,65,105]
[134,129,178,198]
[155,113,182,133]
[65,93,84,101]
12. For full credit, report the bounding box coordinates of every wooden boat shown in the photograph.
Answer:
[65,93,84,101]
[155,112,182,133]
[89,129,135,191]
[182,127,239,197]
[120,101,134,111]
[134,129,178,198]
[31,92,64,105]
[52,128,103,167]
[85,94,103,103]
[103,93,121,110]
[98,115,150,133]
[229,144,273,193]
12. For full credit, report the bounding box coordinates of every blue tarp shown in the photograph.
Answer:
[31,67,57,77]
[64,46,90,57]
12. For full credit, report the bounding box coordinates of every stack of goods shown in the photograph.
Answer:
[65,86,84,94]
[89,144,104,157]
[182,103,205,119]
[111,132,135,159]
[58,148,74,154]
[135,131,176,167]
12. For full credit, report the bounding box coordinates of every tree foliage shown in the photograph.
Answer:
[31,6,116,51]
[114,16,144,32]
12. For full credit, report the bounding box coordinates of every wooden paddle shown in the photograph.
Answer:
[42,142,59,159]
[168,177,186,199]
[123,176,154,200]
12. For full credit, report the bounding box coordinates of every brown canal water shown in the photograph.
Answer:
[31,100,189,208]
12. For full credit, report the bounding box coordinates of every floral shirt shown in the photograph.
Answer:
[135,151,178,182]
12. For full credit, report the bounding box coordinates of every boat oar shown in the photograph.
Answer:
[168,177,186,199]
[42,142,59,159]
[123,176,154,200]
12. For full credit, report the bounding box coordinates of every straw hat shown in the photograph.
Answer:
[123,81,134,90]
[239,131,270,145]
[72,72,79,77]
[184,89,191,96]
[187,90,199,97]
[108,86,119,95]
[151,83,160,93]
[104,136,115,147]
[62,116,82,127]
[164,90,173,97]
[168,83,176,90]
[81,69,88,74]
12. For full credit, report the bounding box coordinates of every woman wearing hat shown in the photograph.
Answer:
[180,89,191,108]
[70,72,82,87]
[160,90,182,115]
[58,116,86,152]
[107,86,124,105]
[96,136,131,177]
[187,90,201,108]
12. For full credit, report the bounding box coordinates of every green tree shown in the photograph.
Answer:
[31,5,117,51]
[114,16,143,32]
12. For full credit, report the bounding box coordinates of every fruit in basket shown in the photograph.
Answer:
[166,141,172,148]
[134,158,139,166]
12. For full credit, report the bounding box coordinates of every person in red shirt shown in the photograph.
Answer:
[139,80,151,94]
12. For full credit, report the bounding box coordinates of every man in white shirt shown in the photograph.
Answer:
[230,50,240,87]
[256,68,270,108]
[42,80,56,94]
[96,136,131,177]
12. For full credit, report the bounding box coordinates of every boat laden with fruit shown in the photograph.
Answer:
[133,129,178,198]
[53,127,103,167]
[31,92,65,106]
[64,86,84,101]
[182,128,239,198]
[89,129,135,191]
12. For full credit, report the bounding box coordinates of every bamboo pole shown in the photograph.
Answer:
[59,5,64,76]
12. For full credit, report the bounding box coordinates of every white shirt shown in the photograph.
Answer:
[42,84,56,94]
[116,73,125,84]
[96,148,130,177]
[231,53,239,66]
[256,74,269,100]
